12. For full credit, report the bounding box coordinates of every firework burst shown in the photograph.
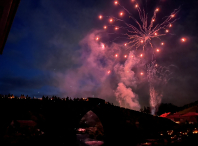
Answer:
[99,1,179,51]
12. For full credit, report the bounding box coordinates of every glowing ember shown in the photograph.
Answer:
[166,29,169,33]
[99,15,102,19]
[171,14,175,18]
[152,19,155,22]
[156,8,159,12]
[181,38,186,42]
[154,32,157,35]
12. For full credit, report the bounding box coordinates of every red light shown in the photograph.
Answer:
[108,70,111,74]
[140,54,143,57]
[156,8,159,12]
[96,37,99,41]
[104,26,107,29]
[115,27,119,30]
[141,40,144,43]
[140,72,144,75]
[114,1,118,5]
[161,42,164,45]
[171,14,175,18]
[109,19,113,23]
[99,15,102,19]
[135,4,138,8]
[169,24,172,27]
[124,55,127,58]
[124,43,127,46]
[166,29,169,33]
[120,12,123,16]
[152,19,155,22]
[156,49,160,52]
[155,32,157,36]
[181,38,186,42]
[115,54,118,57]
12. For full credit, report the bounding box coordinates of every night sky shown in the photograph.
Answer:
[1,0,198,108]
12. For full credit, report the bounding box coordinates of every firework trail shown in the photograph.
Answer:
[146,60,172,115]
[99,0,180,51]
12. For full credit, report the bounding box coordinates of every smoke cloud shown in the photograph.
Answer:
[54,30,141,111]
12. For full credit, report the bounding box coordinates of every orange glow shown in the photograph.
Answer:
[166,29,169,33]
[169,24,172,27]
[109,19,113,23]
[114,1,118,5]
[171,14,175,18]
[104,26,107,29]
[156,49,160,52]
[140,72,144,75]
[155,64,158,67]
[181,38,186,42]
[161,42,164,45]
[99,15,102,19]
[124,55,127,58]
[135,4,138,8]
[141,40,144,43]
[120,12,123,16]
[155,32,157,35]
[96,37,99,41]
[115,27,119,30]
[124,43,127,46]
[108,70,111,74]
[152,19,155,22]
[115,54,118,57]
[156,8,159,12]
[140,54,143,57]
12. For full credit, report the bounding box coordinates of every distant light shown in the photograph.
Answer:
[155,64,158,67]
[156,49,160,52]
[102,44,105,49]
[124,55,127,58]
[169,24,172,27]
[108,70,111,74]
[115,54,118,57]
[96,37,99,41]
[131,0,135,2]
[140,54,143,57]
[104,26,107,29]
[115,27,119,30]
[99,15,103,19]
[166,29,169,33]
[114,1,118,5]
[135,4,138,8]
[152,19,155,22]
[161,42,164,45]
[154,32,157,35]
[131,56,133,58]
[156,8,159,12]
[120,12,123,16]
[141,40,144,43]
[124,43,127,46]
[109,18,113,23]
[140,72,144,75]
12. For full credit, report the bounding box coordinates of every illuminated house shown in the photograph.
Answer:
[0,0,20,54]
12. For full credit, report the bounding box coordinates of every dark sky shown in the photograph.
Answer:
[1,0,198,108]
